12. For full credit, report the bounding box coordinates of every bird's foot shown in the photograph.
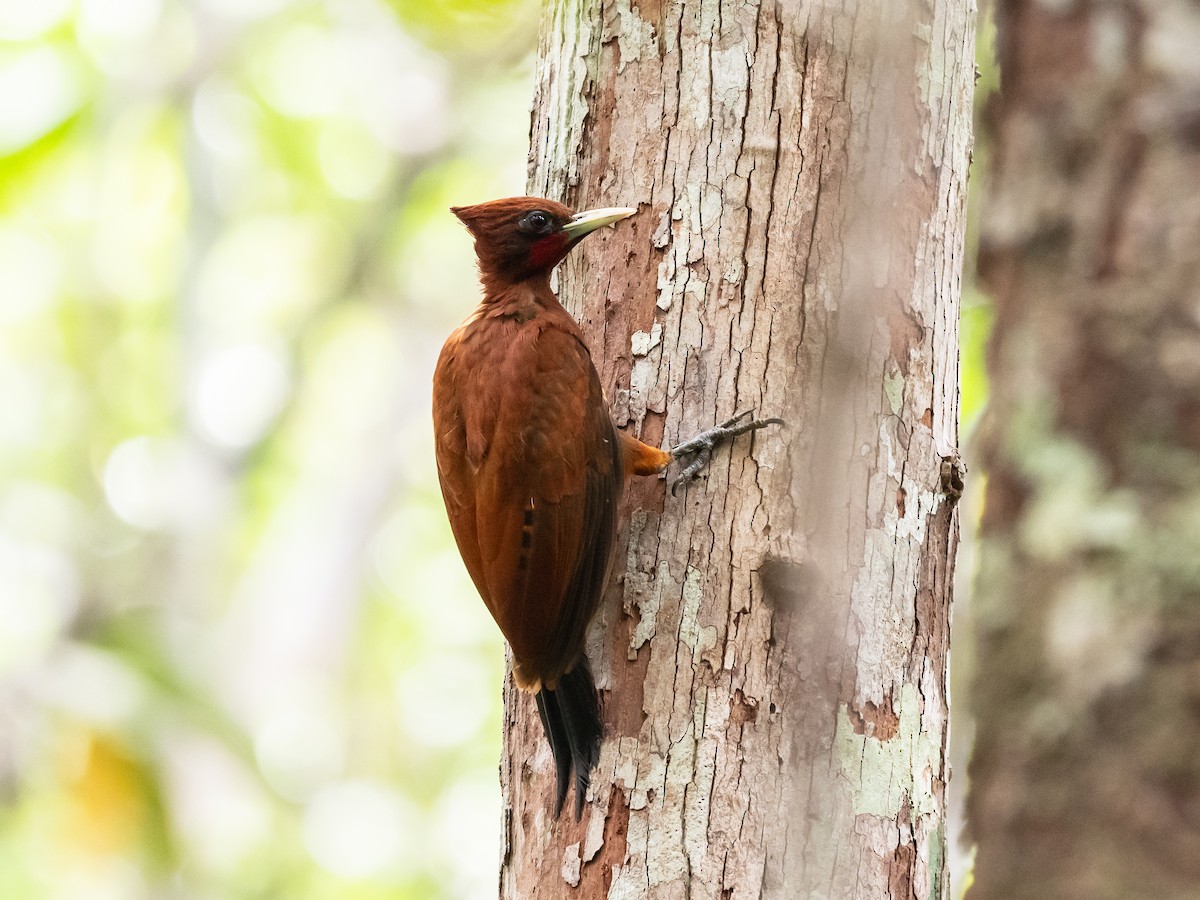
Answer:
[668,410,785,496]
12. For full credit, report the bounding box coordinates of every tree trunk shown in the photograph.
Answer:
[967,2,1200,899]
[501,1,974,896]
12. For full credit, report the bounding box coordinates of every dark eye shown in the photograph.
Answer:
[519,211,554,235]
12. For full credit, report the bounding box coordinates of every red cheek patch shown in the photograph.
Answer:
[528,233,571,270]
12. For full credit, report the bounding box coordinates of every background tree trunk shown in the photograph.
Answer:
[501,1,974,896]
[967,2,1200,898]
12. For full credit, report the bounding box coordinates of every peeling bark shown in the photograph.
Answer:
[968,2,1200,898]
[501,1,974,896]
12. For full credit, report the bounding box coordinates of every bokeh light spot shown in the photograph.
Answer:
[102,436,214,529]
[0,0,72,41]
[191,342,291,450]
[318,118,391,200]
[394,654,491,748]
[0,538,78,672]
[0,47,86,154]
[254,704,345,801]
[0,225,61,324]
[303,780,415,879]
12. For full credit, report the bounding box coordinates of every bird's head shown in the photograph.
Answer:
[451,196,636,286]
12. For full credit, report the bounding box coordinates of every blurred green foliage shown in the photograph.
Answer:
[961,5,997,436]
[0,0,538,897]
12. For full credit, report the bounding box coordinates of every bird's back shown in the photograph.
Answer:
[433,294,621,691]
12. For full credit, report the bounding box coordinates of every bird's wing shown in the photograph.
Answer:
[472,323,622,689]
[434,325,493,609]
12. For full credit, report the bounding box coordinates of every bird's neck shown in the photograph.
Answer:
[478,272,563,320]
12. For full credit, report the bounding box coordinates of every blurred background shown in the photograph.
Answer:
[0,0,540,896]
[0,1,994,898]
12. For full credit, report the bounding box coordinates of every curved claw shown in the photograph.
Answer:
[719,409,755,428]
[671,446,712,496]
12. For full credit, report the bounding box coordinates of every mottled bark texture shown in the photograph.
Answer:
[967,2,1200,899]
[501,1,974,896]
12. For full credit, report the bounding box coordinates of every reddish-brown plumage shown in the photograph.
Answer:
[433,196,779,818]
[433,197,667,817]
[435,197,668,695]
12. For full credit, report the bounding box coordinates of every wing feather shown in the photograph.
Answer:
[486,324,620,686]
[435,312,622,689]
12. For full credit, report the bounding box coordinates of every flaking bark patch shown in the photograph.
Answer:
[836,683,943,819]
[849,695,901,741]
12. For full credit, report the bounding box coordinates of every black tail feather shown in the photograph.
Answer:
[557,662,603,820]
[535,689,572,817]
[535,659,603,820]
